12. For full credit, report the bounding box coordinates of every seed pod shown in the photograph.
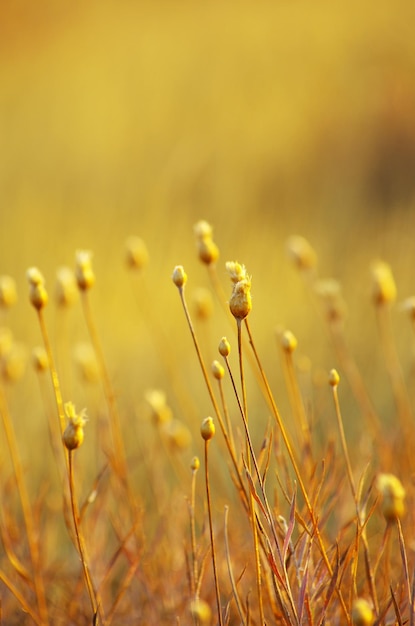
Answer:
[328,368,340,387]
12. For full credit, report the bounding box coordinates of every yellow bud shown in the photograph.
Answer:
[0,276,17,308]
[196,237,219,265]
[211,360,225,380]
[352,598,374,626]
[27,267,48,310]
[75,250,95,291]
[63,402,87,451]
[377,473,405,521]
[55,267,78,307]
[32,346,49,373]
[189,598,212,624]
[191,456,200,471]
[371,261,396,306]
[281,330,297,353]
[218,337,230,357]
[328,368,340,387]
[201,416,215,441]
[172,265,187,289]
[125,236,149,271]
[229,278,252,320]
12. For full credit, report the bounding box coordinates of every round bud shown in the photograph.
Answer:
[377,473,406,521]
[281,330,297,353]
[200,416,215,441]
[218,337,231,357]
[229,279,252,320]
[328,368,340,387]
[32,346,49,373]
[172,265,187,288]
[27,268,48,310]
[75,250,95,291]
[63,402,87,451]
[190,598,212,624]
[211,360,225,380]
[191,456,200,471]
[352,598,374,626]
[196,238,219,265]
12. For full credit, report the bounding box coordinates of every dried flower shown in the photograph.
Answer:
[63,402,87,450]
[194,220,219,265]
[145,389,172,425]
[225,261,247,284]
[2,343,27,382]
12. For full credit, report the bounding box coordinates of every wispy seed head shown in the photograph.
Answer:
[172,265,187,289]
[226,261,247,284]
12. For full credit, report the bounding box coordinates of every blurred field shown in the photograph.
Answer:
[1,1,415,621]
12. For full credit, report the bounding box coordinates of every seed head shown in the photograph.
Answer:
[63,402,87,450]
[125,236,149,271]
[377,473,405,521]
[200,416,215,441]
[229,277,252,320]
[286,235,317,270]
[55,267,78,307]
[211,359,225,380]
[371,261,396,306]
[75,250,95,291]
[172,265,187,289]
[27,267,48,310]
[352,598,374,626]
[218,336,231,357]
[328,368,340,387]
[0,276,17,308]
[281,330,297,353]
[226,261,247,284]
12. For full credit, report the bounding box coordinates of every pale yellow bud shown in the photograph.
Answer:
[191,456,200,471]
[192,287,214,320]
[75,250,95,291]
[201,416,215,441]
[281,330,297,353]
[229,278,252,320]
[0,276,17,308]
[63,402,87,450]
[218,337,231,357]
[211,360,225,380]
[172,265,187,289]
[286,235,317,270]
[27,267,48,310]
[352,598,374,626]
[196,237,219,265]
[125,236,149,271]
[371,261,396,306]
[32,346,49,373]
[328,368,340,387]
[377,473,406,521]
[55,267,78,307]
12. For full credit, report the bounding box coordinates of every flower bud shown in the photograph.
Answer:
[63,402,87,450]
[281,330,297,353]
[377,473,405,521]
[229,278,252,320]
[371,261,396,306]
[191,456,200,471]
[352,598,374,626]
[218,337,231,357]
[200,416,215,441]
[75,250,95,291]
[211,360,225,380]
[55,267,78,307]
[286,235,317,270]
[328,368,340,387]
[27,267,48,310]
[172,265,187,289]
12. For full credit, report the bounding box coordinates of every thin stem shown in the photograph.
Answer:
[189,466,199,599]
[204,440,224,626]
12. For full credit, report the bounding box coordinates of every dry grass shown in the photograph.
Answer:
[1,1,415,623]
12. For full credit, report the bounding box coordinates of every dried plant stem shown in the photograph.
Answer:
[189,467,199,599]
[68,450,103,624]
[224,506,247,626]
[204,439,224,626]
[177,286,248,507]
[237,319,265,626]
[281,345,312,459]
[244,319,351,625]
[330,381,378,613]
[0,383,49,625]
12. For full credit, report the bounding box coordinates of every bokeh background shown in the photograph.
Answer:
[1,0,415,477]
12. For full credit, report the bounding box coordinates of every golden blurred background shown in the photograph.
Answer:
[1,0,415,475]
